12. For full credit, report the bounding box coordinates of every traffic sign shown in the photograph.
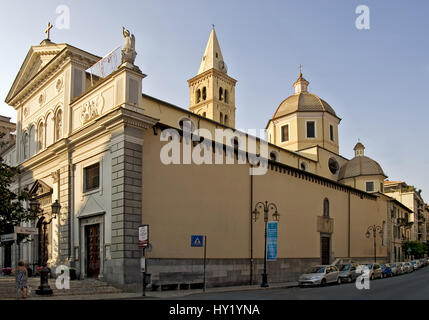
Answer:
[0,233,17,242]
[191,235,204,247]
[15,226,38,235]
[138,225,149,248]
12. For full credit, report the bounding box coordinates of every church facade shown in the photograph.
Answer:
[0,27,421,290]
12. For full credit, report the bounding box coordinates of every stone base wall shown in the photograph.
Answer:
[105,255,390,292]
[144,258,321,289]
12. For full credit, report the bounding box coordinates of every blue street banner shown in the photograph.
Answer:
[191,235,204,247]
[266,221,278,261]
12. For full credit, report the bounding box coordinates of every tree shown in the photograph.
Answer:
[0,155,37,237]
[402,241,425,259]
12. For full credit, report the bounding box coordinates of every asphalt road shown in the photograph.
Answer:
[174,266,429,300]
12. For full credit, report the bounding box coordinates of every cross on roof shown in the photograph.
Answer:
[299,64,303,76]
[45,22,53,40]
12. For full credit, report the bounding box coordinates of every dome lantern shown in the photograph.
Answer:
[354,142,365,157]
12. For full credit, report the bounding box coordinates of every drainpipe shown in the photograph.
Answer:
[250,165,254,285]
[348,190,351,258]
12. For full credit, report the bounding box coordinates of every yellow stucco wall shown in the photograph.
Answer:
[142,130,387,262]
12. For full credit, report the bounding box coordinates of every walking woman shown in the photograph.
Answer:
[16,261,28,299]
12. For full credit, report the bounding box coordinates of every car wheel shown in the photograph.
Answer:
[370,274,374,281]
[321,279,326,287]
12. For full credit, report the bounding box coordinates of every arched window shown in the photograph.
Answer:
[55,109,63,141]
[270,151,279,162]
[196,89,201,103]
[224,90,228,103]
[323,198,330,217]
[219,87,223,101]
[202,87,207,101]
[224,114,228,126]
[220,112,223,124]
[178,117,196,133]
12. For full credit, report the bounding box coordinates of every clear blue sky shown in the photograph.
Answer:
[1,0,428,200]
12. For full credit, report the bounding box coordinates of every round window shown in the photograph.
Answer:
[328,158,339,175]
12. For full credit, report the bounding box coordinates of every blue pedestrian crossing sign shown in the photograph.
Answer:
[191,235,204,247]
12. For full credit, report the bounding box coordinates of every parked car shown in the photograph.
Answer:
[403,262,413,273]
[419,258,427,267]
[298,265,340,287]
[365,263,383,280]
[411,260,420,270]
[397,262,406,274]
[388,263,399,276]
[338,263,359,283]
[380,264,393,278]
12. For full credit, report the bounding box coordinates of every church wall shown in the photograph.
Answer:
[141,129,387,287]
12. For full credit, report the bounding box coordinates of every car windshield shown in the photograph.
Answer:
[306,266,325,274]
[340,264,351,271]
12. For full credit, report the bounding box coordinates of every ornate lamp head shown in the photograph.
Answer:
[51,200,61,217]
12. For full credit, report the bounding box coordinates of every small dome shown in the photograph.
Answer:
[271,92,338,120]
[339,156,387,180]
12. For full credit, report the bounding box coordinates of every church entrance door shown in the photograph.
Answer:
[321,236,330,265]
[85,224,100,277]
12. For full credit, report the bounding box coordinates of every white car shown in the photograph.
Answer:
[299,265,340,287]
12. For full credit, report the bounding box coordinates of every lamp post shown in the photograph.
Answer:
[30,199,61,295]
[407,248,412,261]
[365,225,382,263]
[252,201,280,288]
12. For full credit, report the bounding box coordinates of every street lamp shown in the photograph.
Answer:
[252,201,280,288]
[30,199,61,295]
[365,225,382,263]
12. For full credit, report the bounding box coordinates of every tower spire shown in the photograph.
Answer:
[198,28,227,74]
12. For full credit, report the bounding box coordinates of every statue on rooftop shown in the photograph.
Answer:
[121,27,137,65]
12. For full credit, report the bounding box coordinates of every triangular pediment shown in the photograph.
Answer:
[78,195,105,217]
[29,179,53,199]
[5,43,67,104]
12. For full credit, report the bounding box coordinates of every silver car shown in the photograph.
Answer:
[403,262,413,273]
[388,263,399,276]
[299,265,340,287]
[365,263,383,280]
[338,263,359,283]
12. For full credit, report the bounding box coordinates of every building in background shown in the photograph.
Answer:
[384,181,427,243]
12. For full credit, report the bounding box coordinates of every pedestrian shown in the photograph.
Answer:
[16,261,28,299]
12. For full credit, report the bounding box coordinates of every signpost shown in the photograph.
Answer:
[14,226,38,235]
[266,222,278,261]
[0,233,16,243]
[138,225,150,296]
[139,225,149,248]
[191,235,207,292]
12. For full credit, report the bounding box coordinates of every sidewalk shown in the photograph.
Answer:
[29,281,300,300]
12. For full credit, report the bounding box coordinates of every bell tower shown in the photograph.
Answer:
[187,27,237,128]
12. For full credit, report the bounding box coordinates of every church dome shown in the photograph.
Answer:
[338,143,387,180]
[271,74,338,120]
[272,92,337,120]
